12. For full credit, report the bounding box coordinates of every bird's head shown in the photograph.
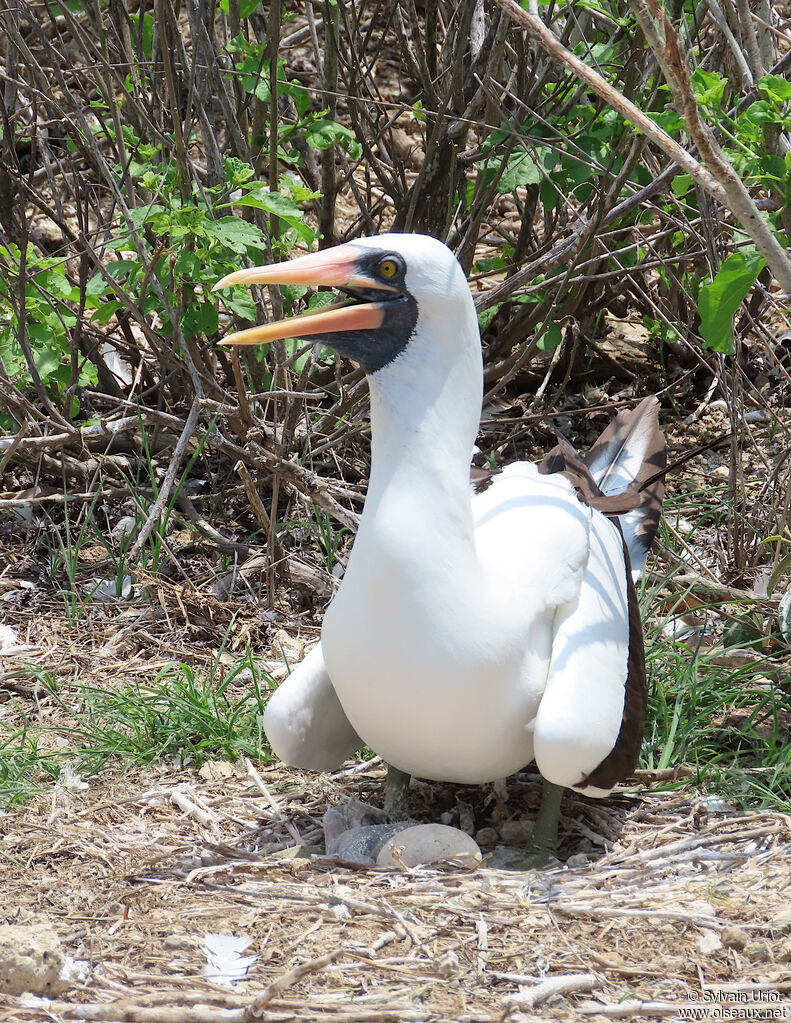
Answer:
[213,233,476,375]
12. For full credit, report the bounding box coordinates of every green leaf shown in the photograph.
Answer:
[249,190,303,220]
[174,250,202,280]
[497,150,542,192]
[477,305,501,333]
[223,156,255,188]
[536,322,562,352]
[306,291,337,312]
[219,0,261,16]
[698,250,765,354]
[691,68,726,109]
[28,324,64,379]
[130,13,154,60]
[671,173,693,197]
[181,301,219,339]
[91,301,123,324]
[205,217,266,253]
[221,289,257,320]
[759,74,791,104]
[743,100,784,126]
[305,120,362,161]
[282,174,322,203]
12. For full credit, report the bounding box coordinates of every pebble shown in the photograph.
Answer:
[721,926,748,950]
[270,629,305,663]
[376,823,482,868]
[436,949,463,978]
[499,820,533,845]
[745,939,773,963]
[475,827,499,846]
[0,921,68,996]
[198,760,236,781]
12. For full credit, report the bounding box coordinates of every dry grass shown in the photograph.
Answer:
[1,757,790,1022]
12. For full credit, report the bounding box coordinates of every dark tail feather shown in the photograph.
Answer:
[538,397,666,579]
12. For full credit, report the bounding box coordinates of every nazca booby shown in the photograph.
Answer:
[215,233,665,858]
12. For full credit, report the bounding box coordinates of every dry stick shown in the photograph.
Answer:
[505,973,598,1008]
[128,397,201,562]
[245,949,343,1016]
[491,0,791,295]
[319,0,340,247]
[734,0,765,81]
[0,420,29,476]
[244,758,302,846]
[22,1005,432,1023]
[703,0,753,87]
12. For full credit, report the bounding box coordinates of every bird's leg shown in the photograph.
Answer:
[384,763,411,821]
[528,773,564,855]
[500,779,565,871]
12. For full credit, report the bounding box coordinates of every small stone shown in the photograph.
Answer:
[270,630,305,663]
[376,824,482,869]
[163,934,196,951]
[321,903,351,922]
[689,900,718,920]
[111,515,138,539]
[198,760,236,781]
[770,907,791,933]
[566,852,590,869]
[499,820,533,845]
[436,950,463,978]
[696,930,722,955]
[272,844,322,859]
[0,922,68,996]
[711,465,730,482]
[475,827,499,846]
[721,926,748,950]
[744,939,773,963]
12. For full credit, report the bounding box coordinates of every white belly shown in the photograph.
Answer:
[321,594,553,783]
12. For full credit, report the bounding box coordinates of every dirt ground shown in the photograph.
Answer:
[1,751,791,1022]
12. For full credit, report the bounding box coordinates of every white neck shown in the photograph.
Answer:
[356,304,483,569]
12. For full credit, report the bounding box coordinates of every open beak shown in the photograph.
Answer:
[213,245,395,347]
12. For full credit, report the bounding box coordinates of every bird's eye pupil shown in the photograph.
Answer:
[380,259,397,279]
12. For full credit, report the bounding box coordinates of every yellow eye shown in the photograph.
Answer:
[379,258,398,279]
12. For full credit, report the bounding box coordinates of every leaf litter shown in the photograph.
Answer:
[1,751,790,1021]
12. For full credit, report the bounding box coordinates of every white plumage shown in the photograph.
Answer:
[216,233,664,848]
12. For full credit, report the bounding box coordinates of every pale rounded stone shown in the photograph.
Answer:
[376,823,482,868]
[721,926,748,950]
[0,922,68,996]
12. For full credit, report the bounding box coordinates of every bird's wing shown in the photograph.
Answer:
[538,398,666,579]
[263,642,363,772]
[532,511,646,796]
[583,396,666,576]
[472,460,592,614]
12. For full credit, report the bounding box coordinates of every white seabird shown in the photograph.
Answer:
[214,233,665,860]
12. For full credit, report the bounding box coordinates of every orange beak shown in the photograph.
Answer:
[213,245,395,346]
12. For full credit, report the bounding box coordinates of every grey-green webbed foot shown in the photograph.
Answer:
[511,779,565,870]
[384,763,411,821]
